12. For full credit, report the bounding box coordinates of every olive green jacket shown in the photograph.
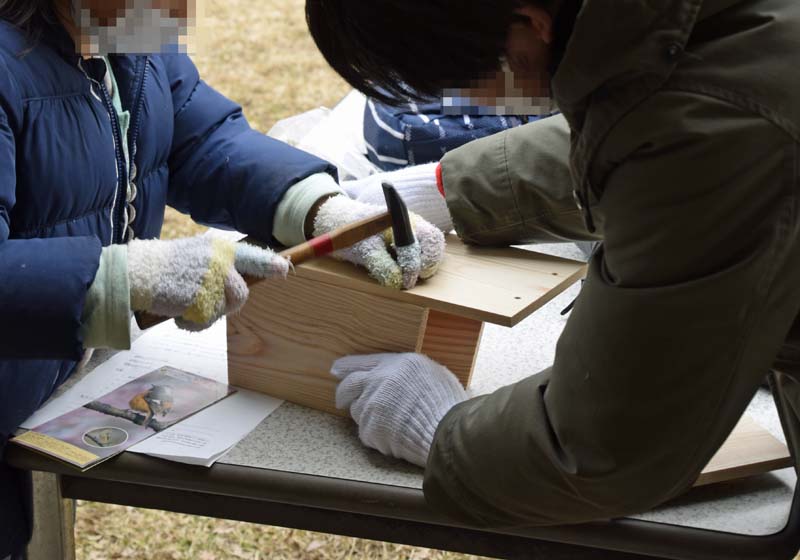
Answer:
[426,0,800,527]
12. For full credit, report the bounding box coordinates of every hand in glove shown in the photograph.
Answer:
[342,163,454,233]
[313,196,445,290]
[331,353,467,467]
[128,236,289,331]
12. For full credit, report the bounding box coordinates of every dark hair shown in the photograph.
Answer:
[306,1,523,105]
[0,0,60,40]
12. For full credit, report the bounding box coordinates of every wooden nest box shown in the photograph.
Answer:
[227,235,587,416]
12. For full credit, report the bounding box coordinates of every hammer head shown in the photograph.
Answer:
[382,183,416,248]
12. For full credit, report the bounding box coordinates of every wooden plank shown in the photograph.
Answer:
[695,415,793,486]
[228,275,429,416]
[291,235,587,327]
[420,311,484,387]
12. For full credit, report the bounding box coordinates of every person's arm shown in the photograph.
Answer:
[341,114,601,245]
[162,55,338,242]
[424,92,798,526]
[0,101,103,360]
[441,113,602,246]
[162,55,446,289]
[336,92,800,526]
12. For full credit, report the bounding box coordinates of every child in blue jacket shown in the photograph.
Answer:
[0,1,444,556]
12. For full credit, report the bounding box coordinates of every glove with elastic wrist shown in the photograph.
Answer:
[331,353,467,467]
[342,163,453,233]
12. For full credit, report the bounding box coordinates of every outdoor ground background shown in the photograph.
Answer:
[75,0,483,558]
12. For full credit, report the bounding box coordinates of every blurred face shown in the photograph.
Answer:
[73,0,195,55]
[79,0,191,25]
[443,5,556,116]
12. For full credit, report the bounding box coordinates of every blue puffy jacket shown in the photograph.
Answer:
[0,21,334,554]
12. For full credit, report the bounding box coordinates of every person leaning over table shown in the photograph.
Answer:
[305,0,800,528]
[0,1,446,557]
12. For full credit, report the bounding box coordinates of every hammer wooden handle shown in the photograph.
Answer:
[134,211,394,330]
[265,211,394,283]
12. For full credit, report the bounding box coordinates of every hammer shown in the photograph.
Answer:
[134,183,416,330]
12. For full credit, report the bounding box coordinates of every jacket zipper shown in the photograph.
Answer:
[129,56,150,166]
[124,56,150,241]
[78,58,128,245]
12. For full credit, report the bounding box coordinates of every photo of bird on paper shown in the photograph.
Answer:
[19,367,235,468]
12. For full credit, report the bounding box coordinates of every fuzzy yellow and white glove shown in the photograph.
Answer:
[128,236,289,331]
[313,196,445,290]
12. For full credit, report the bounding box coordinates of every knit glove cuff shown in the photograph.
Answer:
[342,163,454,233]
[273,172,344,247]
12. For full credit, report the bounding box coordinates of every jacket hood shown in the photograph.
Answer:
[551,0,742,112]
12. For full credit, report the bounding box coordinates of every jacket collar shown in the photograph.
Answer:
[41,20,81,65]
[551,0,741,116]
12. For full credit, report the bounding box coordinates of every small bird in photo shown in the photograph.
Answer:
[129,385,175,429]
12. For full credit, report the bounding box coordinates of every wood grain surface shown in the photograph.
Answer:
[228,275,429,416]
[420,310,484,387]
[696,415,792,486]
[292,235,587,327]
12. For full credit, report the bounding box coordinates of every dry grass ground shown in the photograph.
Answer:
[76,1,483,558]
[76,501,483,560]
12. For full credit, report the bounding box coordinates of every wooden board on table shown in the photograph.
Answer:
[292,235,587,328]
[228,275,430,416]
[696,415,793,486]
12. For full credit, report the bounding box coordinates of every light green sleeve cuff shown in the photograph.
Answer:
[273,173,344,247]
[81,245,132,350]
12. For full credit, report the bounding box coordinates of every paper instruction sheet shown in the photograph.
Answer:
[129,388,280,467]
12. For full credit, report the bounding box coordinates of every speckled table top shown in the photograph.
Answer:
[213,242,797,537]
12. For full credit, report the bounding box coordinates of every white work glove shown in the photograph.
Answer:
[314,195,445,290]
[331,353,467,467]
[342,163,454,233]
